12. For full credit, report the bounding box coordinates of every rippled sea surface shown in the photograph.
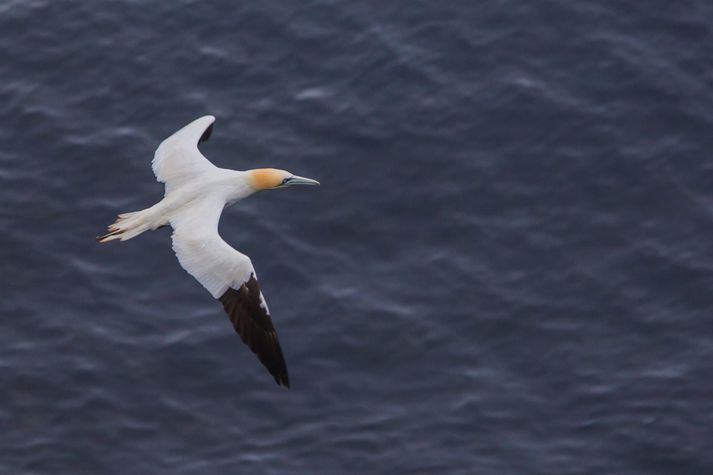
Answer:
[3,1,713,473]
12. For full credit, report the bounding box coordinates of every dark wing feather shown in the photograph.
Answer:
[219,274,290,387]
[198,122,213,144]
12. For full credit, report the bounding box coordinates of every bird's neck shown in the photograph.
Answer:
[223,170,258,204]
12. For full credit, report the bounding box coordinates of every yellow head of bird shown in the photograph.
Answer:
[247,168,320,190]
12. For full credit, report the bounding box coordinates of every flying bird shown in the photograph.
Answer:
[97,116,319,388]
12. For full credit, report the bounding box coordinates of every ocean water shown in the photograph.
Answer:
[2,1,713,473]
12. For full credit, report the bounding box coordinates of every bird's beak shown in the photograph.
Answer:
[287,175,320,186]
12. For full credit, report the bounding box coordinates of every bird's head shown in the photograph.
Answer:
[247,168,320,191]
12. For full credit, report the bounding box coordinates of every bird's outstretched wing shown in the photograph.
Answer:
[169,198,290,387]
[152,115,218,194]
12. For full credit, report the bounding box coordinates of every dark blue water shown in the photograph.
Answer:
[3,1,713,473]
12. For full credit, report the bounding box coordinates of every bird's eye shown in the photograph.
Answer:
[281,177,291,185]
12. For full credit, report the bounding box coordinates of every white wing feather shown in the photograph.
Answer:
[168,196,285,386]
[169,197,257,300]
[152,115,218,194]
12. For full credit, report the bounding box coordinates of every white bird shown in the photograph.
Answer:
[97,116,319,388]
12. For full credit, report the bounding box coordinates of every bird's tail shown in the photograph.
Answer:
[96,210,152,243]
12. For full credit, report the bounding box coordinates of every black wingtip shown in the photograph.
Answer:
[219,278,291,390]
[270,360,290,388]
[276,373,290,388]
[199,122,213,144]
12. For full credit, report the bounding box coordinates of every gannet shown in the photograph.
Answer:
[97,115,319,388]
